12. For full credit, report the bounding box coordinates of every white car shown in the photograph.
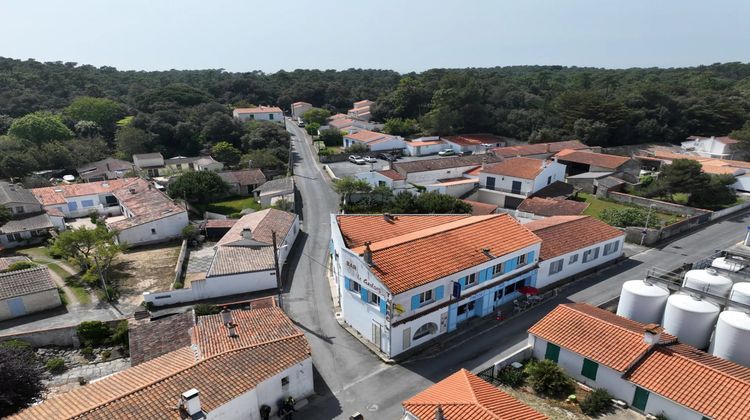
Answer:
[438,148,456,156]
[348,155,366,165]
[363,156,377,163]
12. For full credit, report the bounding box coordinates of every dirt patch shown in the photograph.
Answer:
[112,242,181,306]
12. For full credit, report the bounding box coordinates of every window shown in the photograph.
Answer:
[351,281,361,293]
[368,292,380,306]
[269,114,274,120]
[549,259,564,275]
[492,262,504,276]
[457,301,475,315]
[464,273,477,287]
[151,228,157,235]
[281,376,289,388]
[14,206,24,214]
[486,176,496,190]
[581,358,599,380]
[419,289,434,304]
[493,289,503,301]
[547,175,552,185]
[378,181,386,187]
[413,322,437,340]
[545,343,560,362]
[569,254,579,264]
[504,282,515,295]
[517,254,527,267]
[81,200,94,208]
[583,247,600,263]
[603,241,619,256]
[7,233,23,242]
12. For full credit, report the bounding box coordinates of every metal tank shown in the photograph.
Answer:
[712,310,750,368]
[682,269,733,298]
[616,280,670,324]
[662,294,720,349]
[729,282,750,306]
[711,257,745,272]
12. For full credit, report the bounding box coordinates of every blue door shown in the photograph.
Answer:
[7,297,26,317]
[456,300,477,324]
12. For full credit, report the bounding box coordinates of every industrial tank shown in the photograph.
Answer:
[616,280,670,324]
[711,257,745,272]
[662,294,720,349]
[682,269,733,298]
[712,310,750,367]
[729,282,750,306]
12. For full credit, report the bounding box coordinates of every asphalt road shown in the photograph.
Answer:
[284,119,750,419]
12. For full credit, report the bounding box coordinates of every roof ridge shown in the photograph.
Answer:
[0,265,48,277]
[665,344,750,386]
[564,304,646,338]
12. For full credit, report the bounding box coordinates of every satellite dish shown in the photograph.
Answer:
[62,175,75,182]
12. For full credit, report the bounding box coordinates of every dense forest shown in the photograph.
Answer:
[1,57,750,179]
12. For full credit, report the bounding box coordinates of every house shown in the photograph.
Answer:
[218,169,267,196]
[555,149,640,183]
[13,300,314,420]
[330,213,541,358]
[491,140,591,159]
[401,368,547,420]
[461,199,498,215]
[441,134,508,155]
[133,153,223,177]
[525,216,624,289]
[404,136,446,156]
[356,169,410,192]
[0,182,64,249]
[528,303,750,420]
[477,157,567,209]
[232,106,284,124]
[255,177,295,208]
[0,265,61,321]
[143,209,298,307]
[391,154,503,187]
[681,135,739,159]
[636,147,750,192]
[348,99,374,121]
[76,157,134,182]
[342,129,405,152]
[517,197,588,217]
[291,101,312,119]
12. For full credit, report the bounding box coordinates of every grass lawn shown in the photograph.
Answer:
[16,246,52,260]
[576,193,681,226]
[197,196,262,216]
[47,263,91,304]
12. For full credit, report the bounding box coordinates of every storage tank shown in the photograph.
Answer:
[711,257,745,272]
[662,294,720,349]
[682,269,733,298]
[712,310,750,367]
[616,280,670,324]
[729,282,750,306]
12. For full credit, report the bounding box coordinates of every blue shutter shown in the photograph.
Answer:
[435,286,444,301]
[458,277,466,287]
[379,299,387,315]
[344,277,351,291]
[504,259,515,273]
[485,268,493,281]
[411,294,421,310]
[478,269,487,282]
[528,250,536,263]
[360,288,368,302]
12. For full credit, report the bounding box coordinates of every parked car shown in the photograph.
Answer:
[378,153,397,162]
[297,118,305,127]
[363,156,377,163]
[438,148,456,156]
[459,150,473,156]
[348,155,366,165]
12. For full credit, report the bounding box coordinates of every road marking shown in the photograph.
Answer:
[336,364,392,394]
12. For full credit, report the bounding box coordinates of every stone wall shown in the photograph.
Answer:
[606,191,710,217]
[0,319,124,348]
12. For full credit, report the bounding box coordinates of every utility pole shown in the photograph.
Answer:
[92,255,111,302]
[640,204,654,246]
[272,231,283,309]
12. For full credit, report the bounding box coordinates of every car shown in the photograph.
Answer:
[363,156,377,163]
[348,155,366,165]
[438,148,456,156]
[377,153,397,162]
[297,118,305,127]
[459,150,473,156]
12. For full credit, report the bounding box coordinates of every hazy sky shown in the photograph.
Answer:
[1,0,748,73]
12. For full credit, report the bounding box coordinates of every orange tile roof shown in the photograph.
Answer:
[461,199,498,215]
[329,118,357,130]
[377,169,406,181]
[443,133,507,147]
[216,208,296,247]
[354,214,541,294]
[555,149,631,169]
[32,179,134,206]
[491,140,589,158]
[528,304,677,372]
[481,157,547,179]
[517,197,588,217]
[233,106,283,114]
[336,214,469,248]
[345,129,395,144]
[405,140,444,147]
[403,369,547,420]
[525,216,623,260]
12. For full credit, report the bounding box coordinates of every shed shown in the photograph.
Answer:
[0,266,61,320]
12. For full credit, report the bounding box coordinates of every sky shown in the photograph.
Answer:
[0,0,748,74]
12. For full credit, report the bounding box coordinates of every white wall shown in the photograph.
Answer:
[390,306,447,355]
[0,289,62,321]
[116,211,188,246]
[405,142,445,156]
[4,201,43,215]
[404,165,480,185]
[348,136,405,152]
[732,175,750,192]
[535,236,625,289]
[425,181,477,197]
[531,161,566,191]
[234,111,284,124]
[291,103,312,119]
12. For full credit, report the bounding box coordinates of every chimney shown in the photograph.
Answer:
[435,405,445,420]
[643,323,663,346]
[220,308,232,325]
[363,241,373,265]
[241,228,252,240]
[383,213,394,222]
[180,389,202,416]
[227,323,238,338]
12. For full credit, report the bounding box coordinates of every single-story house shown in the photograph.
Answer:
[477,157,567,209]
[77,158,134,182]
[441,133,508,154]
[347,99,374,121]
[133,153,223,178]
[343,129,405,152]
[291,101,312,119]
[0,265,61,321]
[232,106,284,124]
[491,140,591,159]
[404,137,446,156]
[461,199,498,215]
[255,177,295,208]
[555,149,640,183]
[218,169,267,196]
[356,169,410,192]
[681,135,739,159]
[517,197,589,216]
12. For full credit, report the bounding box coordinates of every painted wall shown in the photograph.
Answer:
[0,289,62,321]
[425,180,477,197]
[403,165,480,185]
[234,111,284,124]
[345,136,406,152]
[535,236,625,289]
[116,212,188,247]
[531,161,567,191]
[291,103,312,119]
[4,201,43,215]
[405,142,446,156]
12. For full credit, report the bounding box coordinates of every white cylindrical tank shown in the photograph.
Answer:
[729,282,750,306]
[682,269,733,298]
[712,310,750,367]
[662,294,720,349]
[616,280,670,324]
[711,257,745,272]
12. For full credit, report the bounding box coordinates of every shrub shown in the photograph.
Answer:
[0,347,45,416]
[580,388,613,416]
[81,346,93,357]
[2,261,38,272]
[181,224,199,241]
[45,358,66,374]
[600,207,660,229]
[173,280,184,289]
[654,414,668,420]
[524,359,575,398]
[194,303,221,316]
[77,321,111,347]
[101,350,111,360]
[109,320,129,349]
[0,339,32,352]
[495,366,526,388]
[345,143,368,154]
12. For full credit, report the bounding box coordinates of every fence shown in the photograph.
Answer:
[624,212,711,246]
[477,345,534,382]
[173,239,188,288]
[0,319,124,348]
[710,199,750,221]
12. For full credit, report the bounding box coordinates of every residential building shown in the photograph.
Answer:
[491,140,591,159]
[13,299,314,420]
[528,303,750,420]
[330,213,541,358]
[356,169,410,192]
[636,147,750,192]
[477,157,567,209]
[232,106,284,124]
[401,368,547,420]
[143,209,298,307]
[441,134,508,155]
[255,177,295,208]
[391,154,503,187]
[76,157,134,182]
[461,199,498,215]
[0,182,64,249]
[218,168,267,196]
[404,137,446,156]
[681,135,739,159]
[291,101,312,119]
[525,216,624,289]
[0,265,61,320]
[555,149,640,183]
[348,99,374,121]
[517,197,589,217]
[342,129,405,152]
[133,153,223,177]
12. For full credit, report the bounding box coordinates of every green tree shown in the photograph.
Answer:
[51,227,117,271]
[332,177,372,205]
[201,112,240,144]
[302,108,331,125]
[319,128,343,147]
[2,261,38,272]
[524,359,575,398]
[241,149,285,171]
[580,388,614,416]
[0,152,37,179]
[211,141,242,166]
[167,171,229,203]
[657,159,708,199]
[115,126,152,158]
[64,97,126,137]
[383,118,419,137]
[0,115,14,135]
[8,112,74,145]
[0,346,45,417]
[241,121,291,151]
[414,191,472,214]
[0,205,11,225]
[39,141,75,169]
[689,173,737,209]
[73,120,101,138]
[305,122,320,136]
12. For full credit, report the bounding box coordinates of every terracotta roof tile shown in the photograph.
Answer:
[107,179,185,231]
[481,157,547,179]
[518,197,589,217]
[377,169,406,181]
[491,140,588,158]
[336,214,470,249]
[525,216,623,260]
[233,106,282,114]
[393,155,503,174]
[204,219,238,229]
[405,140,444,147]
[216,209,295,247]
[207,246,275,277]
[403,369,547,420]
[443,133,507,147]
[217,169,266,187]
[345,129,395,144]
[0,266,57,300]
[32,179,133,206]
[128,312,195,366]
[461,200,498,215]
[555,149,631,169]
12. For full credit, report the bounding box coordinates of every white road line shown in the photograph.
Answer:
[336,364,392,394]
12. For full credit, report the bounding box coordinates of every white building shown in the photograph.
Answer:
[403,137,446,157]
[681,135,739,159]
[347,99,374,121]
[291,101,312,119]
[133,153,223,178]
[13,299,314,420]
[356,169,410,192]
[525,215,625,289]
[441,134,507,155]
[233,106,284,124]
[528,303,750,420]
[0,182,64,249]
[255,177,295,208]
[0,265,61,321]
[342,129,405,152]
[477,157,567,209]
[330,213,542,358]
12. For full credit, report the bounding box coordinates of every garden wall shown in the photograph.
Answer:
[606,191,709,217]
[173,239,188,287]
[319,149,403,164]
[0,319,124,348]
[625,212,712,246]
